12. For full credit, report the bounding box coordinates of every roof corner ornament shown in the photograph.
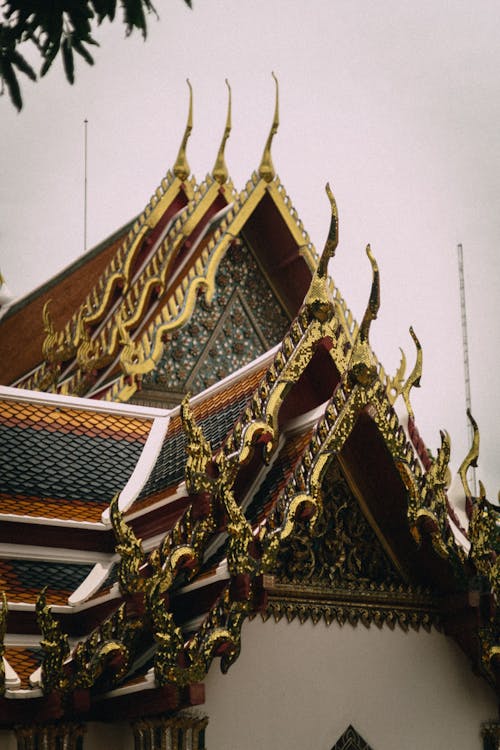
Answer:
[401,326,422,419]
[173,79,193,182]
[258,72,279,183]
[305,182,338,322]
[212,79,232,185]
[110,494,145,595]
[349,244,379,386]
[458,408,479,501]
[468,481,500,608]
[36,587,70,693]
[181,394,214,495]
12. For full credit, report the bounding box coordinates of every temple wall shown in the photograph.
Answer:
[203,617,497,750]
[0,617,495,748]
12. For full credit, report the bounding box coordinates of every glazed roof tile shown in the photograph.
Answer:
[1,558,93,604]
[0,398,152,520]
[131,365,267,511]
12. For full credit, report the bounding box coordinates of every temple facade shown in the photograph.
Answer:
[0,82,499,749]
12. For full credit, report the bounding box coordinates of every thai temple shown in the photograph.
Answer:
[0,80,499,749]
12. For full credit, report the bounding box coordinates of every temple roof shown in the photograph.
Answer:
[0,88,498,727]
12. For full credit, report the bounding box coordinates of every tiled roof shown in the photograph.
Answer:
[132,365,267,511]
[5,647,43,689]
[0,558,94,604]
[0,399,151,520]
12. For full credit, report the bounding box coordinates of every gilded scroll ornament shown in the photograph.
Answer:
[468,482,500,600]
[36,587,69,692]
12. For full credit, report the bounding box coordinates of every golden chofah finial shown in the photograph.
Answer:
[349,244,379,386]
[173,79,193,181]
[305,183,338,322]
[258,72,279,183]
[212,79,232,185]
[458,408,479,499]
[317,182,339,278]
[401,326,422,419]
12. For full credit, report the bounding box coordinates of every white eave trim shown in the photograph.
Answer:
[101,414,170,525]
[0,384,168,419]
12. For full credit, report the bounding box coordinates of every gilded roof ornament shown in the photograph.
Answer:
[458,408,479,500]
[349,244,379,386]
[258,72,279,183]
[305,182,338,322]
[401,326,422,419]
[212,79,232,185]
[173,79,193,182]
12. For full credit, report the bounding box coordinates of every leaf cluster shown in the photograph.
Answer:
[1,0,192,111]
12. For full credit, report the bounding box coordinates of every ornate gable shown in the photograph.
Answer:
[134,241,290,407]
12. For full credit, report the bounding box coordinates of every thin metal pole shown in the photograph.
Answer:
[457,242,477,496]
[84,118,88,252]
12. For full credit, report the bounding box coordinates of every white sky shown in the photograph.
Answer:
[0,0,498,495]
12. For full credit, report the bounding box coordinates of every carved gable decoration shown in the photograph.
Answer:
[136,242,290,406]
[275,459,401,589]
[266,459,439,631]
[331,725,373,750]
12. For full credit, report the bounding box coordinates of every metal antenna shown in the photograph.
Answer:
[84,118,88,252]
[457,242,477,496]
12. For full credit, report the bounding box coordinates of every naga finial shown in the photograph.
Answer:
[173,79,193,181]
[458,408,479,499]
[304,183,338,322]
[401,326,422,419]
[349,244,379,386]
[42,300,54,335]
[258,72,279,183]
[212,79,232,185]
[181,394,213,494]
[317,182,339,278]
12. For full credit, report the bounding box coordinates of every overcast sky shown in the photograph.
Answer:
[1,0,498,495]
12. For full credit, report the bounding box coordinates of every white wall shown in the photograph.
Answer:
[203,617,497,750]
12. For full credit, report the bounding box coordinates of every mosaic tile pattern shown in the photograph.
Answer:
[5,646,43,689]
[0,559,94,604]
[0,400,152,518]
[136,365,267,506]
[142,242,290,396]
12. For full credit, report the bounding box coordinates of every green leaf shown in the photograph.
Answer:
[11,50,36,81]
[72,37,95,65]
[0,58,22,111]
[62,36,75,85]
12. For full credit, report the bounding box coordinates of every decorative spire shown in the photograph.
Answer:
[212,79,232,185]
[349,245,379,386]
[305,183,338,322]
[317,182,339,277]
[401,326,422,419]
[258,72,279,183]
[173,79,193,181]
[458,408,479,499]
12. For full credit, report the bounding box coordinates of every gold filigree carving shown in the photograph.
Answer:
[469,482,500,600]
[109,494,145,595]
[36,587,69,693]
[401,326,422,419]
[387,347,406,405]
